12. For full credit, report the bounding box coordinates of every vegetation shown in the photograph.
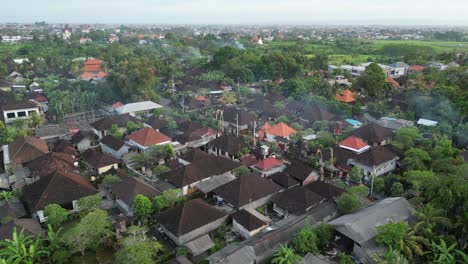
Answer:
[336,193,361,214]
[271,244,301,264]
[44,204,68,228]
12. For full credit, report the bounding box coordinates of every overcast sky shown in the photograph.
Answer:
[2,0,468,25]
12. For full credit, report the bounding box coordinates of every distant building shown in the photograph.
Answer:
[62,24,72,41]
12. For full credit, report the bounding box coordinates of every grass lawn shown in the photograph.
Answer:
[370,40,468,53]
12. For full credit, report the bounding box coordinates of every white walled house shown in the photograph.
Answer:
[1,99,40,124]
[232,209,268,239]
[100,135,130,159]
[127,127,172,153]
[347,146,399,177]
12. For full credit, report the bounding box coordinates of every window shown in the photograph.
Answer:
[28,110,36,115]
[6,112,15,118]
[17,111,26,117]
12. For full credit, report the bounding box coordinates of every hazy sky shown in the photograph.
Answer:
[2,0,468,25]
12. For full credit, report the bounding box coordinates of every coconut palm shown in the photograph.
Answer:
[414,204,452,238]
[429,239,461,264]
[271,244,301,264]
[399,229,427,260]
[221,90,237,105]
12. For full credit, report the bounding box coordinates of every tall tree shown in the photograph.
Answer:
[357,62,386,98]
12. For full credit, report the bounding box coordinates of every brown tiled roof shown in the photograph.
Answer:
[90,114,139,131]
[270,172,299,188]
[208,134,246,156]
[128,127,171,147]
[213,172,282,208]
[54,139,75,155]
[350,123,393,145]
[300,107,335,123]
[8,136,49,164]
[232,209,267,231]
[110,175,159,207]
[27,152,75,178]
[274,186,324,215]
[0,198,26,219]
[71,130,98,144]
[353,145,398,167]
[23,171,97,211]
[1,99,37,111]
[285,159,316,181]
[305,180,346,200]
[178,148,210,163]
[0,219,43,240]
[162,156,238,187]
[156,198,227,236]
[80,149,119,169]
[146,117,168,130]
[101,135,126,151]
[223,107,255,126]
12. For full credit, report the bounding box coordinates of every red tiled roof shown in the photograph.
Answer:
[339,136,370,153]
[128,127,171,147]
[409,65,424,71]
[79,72,94,79]
[35,96,47,102]
[112,101,123,109]
[253,157,282,170]
[385,77,399,88]
[83,65,100,72]
[84,59,102,65]
[96,71,107,78]
[195,95,206,101]
[336,89,356,103]
[265,122,297,138]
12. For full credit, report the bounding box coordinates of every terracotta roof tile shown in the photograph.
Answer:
[128,127,171,147]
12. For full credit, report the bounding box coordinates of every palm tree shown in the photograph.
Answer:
[399,229,427,260]
[414,204,452,238]
[221,91,237,105]
[0,228,48,264]
[45,224,62,255]
[271,244,301,264]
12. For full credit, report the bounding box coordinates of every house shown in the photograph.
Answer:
[389,62,409,77]
[417,118,438,127]
[167,256,193,264]
[375,117,414,131]
[79,58,107,80]
[0,79,11,92]
[348,146,399,177]
[100,135,130,159]
[174,122,217,149]
[110,173,159,216]
[0,198,27,220]
[273,186,325,217]
[71,130,99,152]
[284,159,320,186]
[222,107,255,135]
[127,127,172,152]
[232,209,268,239]
[384,76,400,88]
[146,117,168,131]
[0,219,43,240]
[156,198,228,245]
[208,134,247,160]
[408,65,424,73]
[262,122,297,142]
[329,197,414,264]
[299,107,335,124]
[305,180,346,201]
[3,136,49,187]
[336,89,356,103]
[115,101,162,117]
[26,152,76,181]
[162,155,238,195]
[338,136,371,154]
[213,172,282,210]
[250,157,286,177]
[350,123,393,147]
[90,114,140,138]
[178,148,210,165]
[270,172,300,189]
[22,171,98,223]
[0,92,40,124]
[80,148,119,175]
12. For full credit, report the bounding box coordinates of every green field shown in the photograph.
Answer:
[370,40,468,53]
